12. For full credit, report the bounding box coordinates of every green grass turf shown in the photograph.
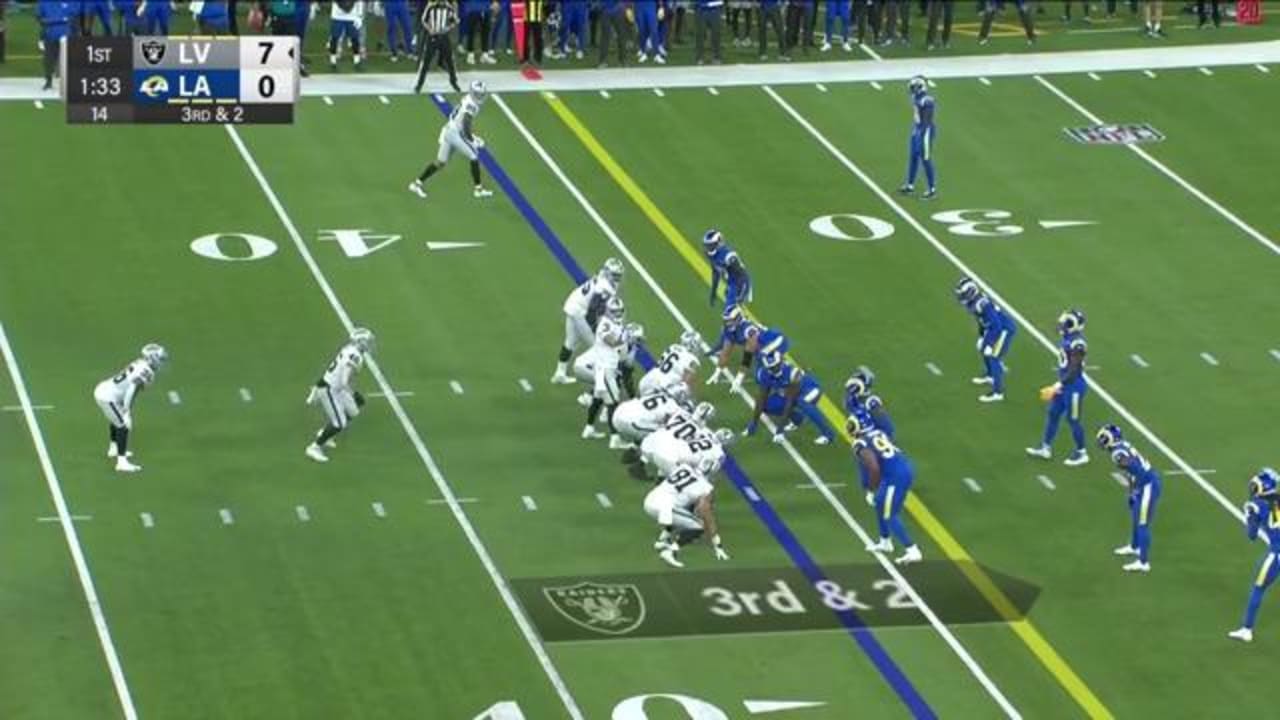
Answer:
[2,1,1279,78]
[3,47,1280,720]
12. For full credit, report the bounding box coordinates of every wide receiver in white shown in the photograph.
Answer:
[408,80,494,200]
[638,329,703,397]
[643,456,729,568]
[93,343,168,473]
[305,327,375,463]
[553,258,625,384]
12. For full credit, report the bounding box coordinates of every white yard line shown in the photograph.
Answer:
[2,403,53,411]
[140,512,154,528]
[239,387,253,402]
[34,99,44,109]
[1143,69,1157,78]
[599,89,611,99]
[495,94,1021,720]
[519,377,534,392]
[978,76,992,86]
[426,497,479,505]
[1271,349,1280,363]
[220,508,235,525]
[1129,354,1149,369]
[1111,472,1129,487]
[1035,74,1280,259]
[450,380,465,394]
[796,482,847,490]
[323,95,334,105]
[1087,71,1102,81]
[869,80,883,90]
[707,86,720,95]
[378,94,390,104]
[1166,468,1217,477]
[226,124,584,720]
[925,362,943,377]
[1199,66,1214,76]
[369,390,416,398]
[372,501,387,518]
[1200,352,1220,367]
[653,87,665,97]
[765,85,1243,524]
[815,82,828,92]
[38,514,92,522]
[167,390,182,405]
[0,321,137,720]
[295,505,311,522]
[1037,475,1056,491]
[595,492,613,509]
[1258,64,1271,73]
[963,477,983,493]
[522,495,538,511]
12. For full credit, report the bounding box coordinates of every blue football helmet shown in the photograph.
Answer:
[760,351,785,375]
[1057,309,1086,335]
[954,276,981,306]
[702,229,724,256]
[1096,424,1123,451]
[1250,468,1279,498]
[845,409,874,437]
[844,366,875,399]
[908,76,927,96]
[722,304,744,328]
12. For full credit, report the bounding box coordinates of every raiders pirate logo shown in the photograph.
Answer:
[141,40,166,65]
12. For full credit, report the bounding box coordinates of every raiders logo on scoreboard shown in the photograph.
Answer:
[141,40,166,65]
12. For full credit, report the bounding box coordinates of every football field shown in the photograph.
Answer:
[3,43,1280,719]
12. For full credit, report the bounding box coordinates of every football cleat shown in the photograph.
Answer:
[115,457,142,473]
[782,422,798,433]
[608,434,634,450]
[894,545,923,565]
[581,425,606,440]
[820,41,831,52]
[324,438,338,449]
[408,180,427,199]
[659,546,684,568]
[898,184,914,195]
[1113,545,1138,556]
[1122,560,1150,573]
[923,189,938,200]
[473,187,494,199]
[576,392,592,407]
[814,436,831,446]
[865,538,893,554]
[107,442,118,459]
[1228,628,1254,643]
[550,370,576,385]
[1025,445,1052,460]
[972,376,994,385]
[1064,450,1090,467]
[979,392,1005,403]
[305,444,329,463]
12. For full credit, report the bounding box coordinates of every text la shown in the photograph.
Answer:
[178,74,213,98]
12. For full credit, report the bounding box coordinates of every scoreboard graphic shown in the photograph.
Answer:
[65,36,298,125]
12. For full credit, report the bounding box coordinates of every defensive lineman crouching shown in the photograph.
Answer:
[306,327,375,463]
[93,343,168,473]
[644,456,729,568]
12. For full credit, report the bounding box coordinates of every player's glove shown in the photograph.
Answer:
[305,386,320,405]
[1038,383,1061,403]
[865,491,875,507]
[782,422,798,433]
[472,134,485,149]
[982,344,995,358]
[354,391,366,408]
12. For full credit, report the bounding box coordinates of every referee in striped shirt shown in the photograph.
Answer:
[414,0,461,94]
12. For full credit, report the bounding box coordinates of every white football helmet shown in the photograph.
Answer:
[605,296,626,321]
[350,327,376,353]
[625,322,645,344]
[469,80,487,103]
[712,428,735,447]
[693,402,716,424]
[679,329,703,353]
[141,343,168,369]
[603,257,624,285]
[697,454,720,475]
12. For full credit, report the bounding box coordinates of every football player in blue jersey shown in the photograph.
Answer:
[708,305,790,392]
[703,229,753,311]
[848,410,922,565]
[955,277,1016,403]
[1027,309,1090,466]
[845,366,896,505]
[1229,468,1280,643]
[1097,424,1162,573]
[743,351,835,446]
[898,76,937,200]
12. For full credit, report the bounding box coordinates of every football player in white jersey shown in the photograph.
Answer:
[93,343,167,473]
[553,258,624,384]
[305,327,375,463]
[408,80,494,200]
[644,456,729,568]
[612,385,690,445]
[638,329,703,398]
[573,318,638,444]
[638,402,726,475]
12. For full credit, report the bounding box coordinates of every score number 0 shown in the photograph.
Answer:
[238,37,297,105]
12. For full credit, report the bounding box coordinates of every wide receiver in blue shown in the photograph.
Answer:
[703,229,753,311]
[898,75,937,200]
[955,276,1016,403]
[848,409,922,566]
[1229,468,1280,643]
[1027,309,1090,467]
[743,351,835,446]
[1097,424,1162,573]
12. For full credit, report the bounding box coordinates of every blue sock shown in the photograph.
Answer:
[858,463,872,492]
[1069,418,1086,451]
[906,153,920,186]
[1041,405,1063,447]
[924,160,936,190]
[1134,524,1151,563]
[876,505,890,540]
[1244,586,1266,629]
[984,356,1005,393]
[889,516,914,547]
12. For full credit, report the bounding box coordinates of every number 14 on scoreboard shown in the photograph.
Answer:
[238,36,298,104]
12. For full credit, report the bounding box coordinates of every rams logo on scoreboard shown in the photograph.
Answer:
[140,40,166,65]
[139,75,170,98]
